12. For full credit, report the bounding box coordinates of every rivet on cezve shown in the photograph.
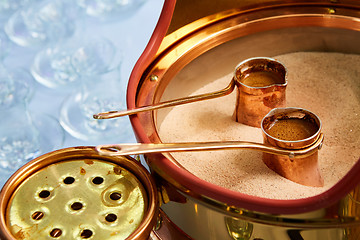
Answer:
[149,74,159,81]
[328,8,336,14]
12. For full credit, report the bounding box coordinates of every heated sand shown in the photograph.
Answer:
[158,52,360,199]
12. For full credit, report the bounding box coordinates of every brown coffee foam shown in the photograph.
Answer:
[241,71,284,87]
[265,118,319,141]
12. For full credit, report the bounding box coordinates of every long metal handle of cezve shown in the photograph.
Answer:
[93,80,236,119]
[96,133,323,158]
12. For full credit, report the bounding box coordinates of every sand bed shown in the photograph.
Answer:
[158,52,360,199]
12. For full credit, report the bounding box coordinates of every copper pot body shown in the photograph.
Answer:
[234,57,287,127]
[262,107,324,187]
[127,1,360,239]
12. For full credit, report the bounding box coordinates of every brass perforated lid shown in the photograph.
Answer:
[0,147,158,240]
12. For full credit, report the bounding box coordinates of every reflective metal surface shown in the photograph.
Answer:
[7,160,146,239]
[93,80,235,119]
[160,188,355,240]
[0,147,158,240]
[128,0,360,239]
[262,107,324,187]
[233,57,287,127]
[95,133,323,159]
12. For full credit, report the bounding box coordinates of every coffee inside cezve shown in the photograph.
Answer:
[241,71,284,87]
[266,118,319,141]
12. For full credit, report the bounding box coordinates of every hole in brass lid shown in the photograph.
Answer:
[105,213,117,222]
[63,176,75,184]
[109,192,122,201]
[31,211,44,220]
[39,190,51,199]
[50,228,62,238]
[92,176,104,185]
[71,202,83,211]
[80,229,93,238]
